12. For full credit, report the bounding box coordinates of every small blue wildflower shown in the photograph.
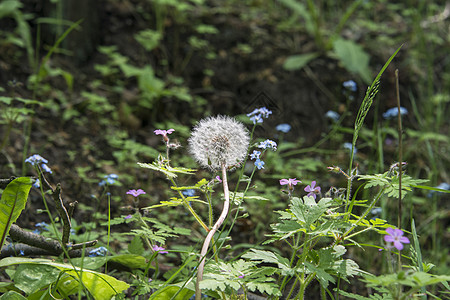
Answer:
[427,182,450,198]
[343,142,357,155]
[247,107,272,124]
[371,207,382,215]
[276,123,291,133]
[19,249,24,256]
[70,228,76,235]
[33,178,40,189]
[41,164,52,174]
[182,189,196,197]
[249,150,261,160]
[35,222,49,231]
[89,246,108,257]
[382,107,408,119]
[250,114,263,124]
[343,80,357,92]
[99,174,119,186]
[258,139,277,151]
[325,110,340,122]
[254,159,265,170]
[25,154,48,166]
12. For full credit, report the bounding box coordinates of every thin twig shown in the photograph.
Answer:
[395,69,403,229]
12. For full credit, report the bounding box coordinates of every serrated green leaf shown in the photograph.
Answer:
[290,197,332,230]
[0,177,33,249]
[128,235,144,255]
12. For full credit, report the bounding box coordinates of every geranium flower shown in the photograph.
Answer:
[304,181,321,199]
[384,228,410,251]
[126,189,146,197]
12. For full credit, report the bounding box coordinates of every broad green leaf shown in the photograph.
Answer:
[0,177,33,249]
[0,257,129,300]
[0,291,27,300]
[290,197,332,230]
[149,285,194,300]
[283,53,319,71]
[109,254,147,270]
[333,38,372,84]
[13,264,60,294]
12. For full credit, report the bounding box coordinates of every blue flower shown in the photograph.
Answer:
[33,178,40,189]
[247,107,272,124]
[249,150,261,160]
[382,107,408,119]
[343,142,357,155]
[258,139,277,151]
[371,207,382,215]
[35,222,49,231]
[436,182,450,191]
[89,246,108,257]
[99,174,119,186]
[254,159,265,170]
[19,249,24,256]
[325,110,340,122]
[276,123,291,133]
[182,189,196,197]
[25,154,48,166]
[343,80,357,92]
[25,154,52,174]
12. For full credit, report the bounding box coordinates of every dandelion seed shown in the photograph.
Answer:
[188,115,250,171]
[384,228,410,251]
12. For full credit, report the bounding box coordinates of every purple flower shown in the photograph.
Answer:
[154,129,175,136]
[304,181,321,199]
[215,176,222,183]
[276,123,291,133]
[152,245,168,254]
[249,150,261,160]
[254,159,265,170]
[280,178,302,190]
[384,228,410,251]
[127,189,146,197]
[124,214,132,219]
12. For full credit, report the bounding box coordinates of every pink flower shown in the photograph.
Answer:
[127,189,146,197]
[124,214,132,219]
[304,181,321,199]
[384,228,410,251]
[154,129,175,136]
[279,178,302,190]
[216,176,222,183]
[152,245,168,254]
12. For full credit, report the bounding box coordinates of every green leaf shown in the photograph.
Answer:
[128,235,145,255]
[283,53,319,71]
[0,177,33,249]
[242,249,292,276]
[290,197,332,230]
[13,264,60,294]
[333,38,372,84]
[0,291,27,300]
[149,285,194,300]
[0,257,129,300]
[109,254,147,270]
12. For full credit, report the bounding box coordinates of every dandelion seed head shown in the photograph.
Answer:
[188,115,250,171]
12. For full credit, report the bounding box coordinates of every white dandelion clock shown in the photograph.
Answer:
[188,115,250,171]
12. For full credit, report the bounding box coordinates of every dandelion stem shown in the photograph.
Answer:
[195,163,230,300]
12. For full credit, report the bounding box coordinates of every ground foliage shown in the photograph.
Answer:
[0,0,449,299]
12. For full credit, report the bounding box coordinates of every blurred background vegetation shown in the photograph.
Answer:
[0,0,448,288]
